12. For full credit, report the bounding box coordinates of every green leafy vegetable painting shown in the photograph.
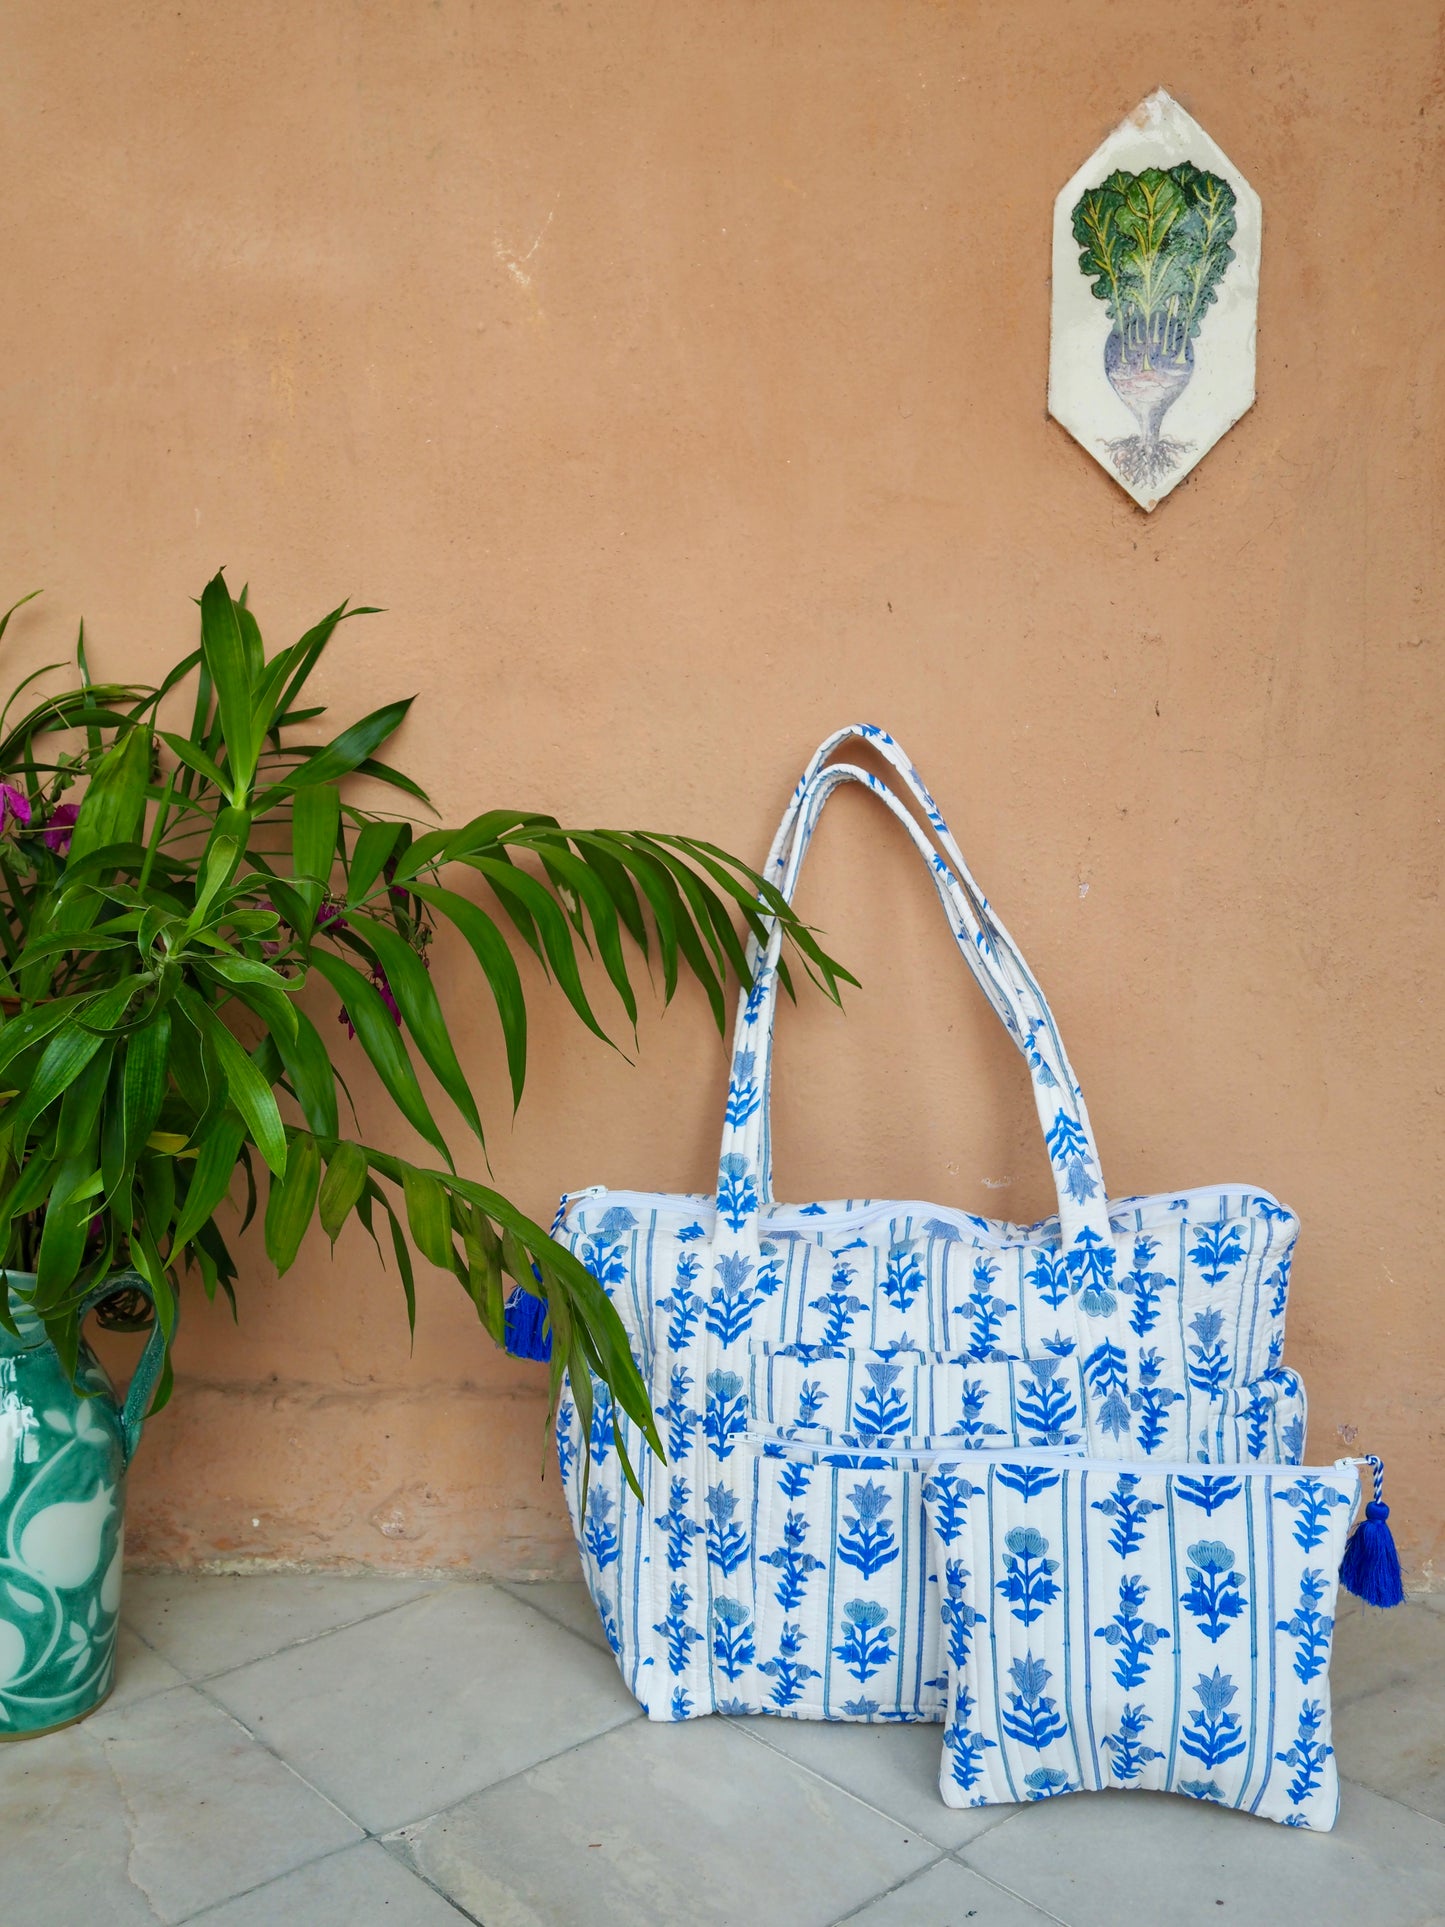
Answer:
[1072,162,1237,490]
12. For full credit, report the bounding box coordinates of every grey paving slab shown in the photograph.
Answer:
[0,1722,165,1927]
[122,1570,441,1679]
[500,1577,612,1653]
[0,1683,360,1926]
[1331,1603,1445,1822]
[840,1857,1063,1926]
[205,1580,639,1832]
[735,1712,1017,1850]
[1332,1599,1445,1708]
[962,1778,1445,1927]
[391,1712,937,1927]
[110,1623,187,1710]
[187,1840,465,1925]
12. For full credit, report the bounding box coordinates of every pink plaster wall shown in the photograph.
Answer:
[2,0,1441,1583]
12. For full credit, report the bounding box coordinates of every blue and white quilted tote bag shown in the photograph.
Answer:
[554,729,1304,1722]
[922,1454,1397,1828]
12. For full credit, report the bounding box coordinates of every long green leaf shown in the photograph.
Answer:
[170,1110,247,1249]
[68,724,151,865]
[354,918,484,1146]
[264,1130,320,1273]
[318,1140,368,1241]
[157,730,230,796]
[309,951,452,1166]
[6,981,134,1139]
[275,699,414,797]
[199,572,259,791]
[466,856,612,1045]
[120,1010,172,1171]
[272,1008,338,1139]
[401,1164,456,1271]
[292,785,340,885]
[344,820,402,907]
[6,1023,105,1143]
[34,1157,104,1307]
[180,991,288,1175]
[410,882,527,1108]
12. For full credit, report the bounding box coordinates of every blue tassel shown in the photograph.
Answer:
[1339,1456,1406,1608]
[503,1282,552,1362]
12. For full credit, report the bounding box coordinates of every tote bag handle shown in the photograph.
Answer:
[750,725,1072,1084]
[716,735,1114,1263]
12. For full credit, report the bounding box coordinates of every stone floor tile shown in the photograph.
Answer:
[1332,1599,1445,1708]
[1419,1590,1445,1614]
[122,1571,441,1679]
[499,1578,611,1653]
[736,1713,1017,1850]
[205,1581,639,1832]
[0,1723,164,1927]
[391,1713,936,1927]
[109,1624,187,1710]
[1331,1605,1445,1821]
[186,1840,465,1925]
[962,1778,1445,1927]
[0,1683,359,1926]
[840,1857,1063,1925]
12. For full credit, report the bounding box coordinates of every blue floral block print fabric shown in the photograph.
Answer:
[553,729,1308,1723]
[923,1458,1360,1828]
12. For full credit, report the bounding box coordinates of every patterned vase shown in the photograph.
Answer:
[0,1272,164,1739]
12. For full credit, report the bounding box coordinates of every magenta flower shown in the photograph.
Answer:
[0,784,32,835]
[316,900,347,930]
[42,802,80,855]
[338,964,403,1039]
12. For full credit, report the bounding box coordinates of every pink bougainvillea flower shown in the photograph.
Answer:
[373,965,402,1025]
[338,964,403,1039]
[0,784,33,835]
[41,802,79,855]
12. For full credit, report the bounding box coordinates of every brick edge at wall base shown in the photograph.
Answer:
[121,1377,580,1581]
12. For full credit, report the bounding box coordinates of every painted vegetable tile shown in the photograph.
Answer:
[1050,90,1262,510]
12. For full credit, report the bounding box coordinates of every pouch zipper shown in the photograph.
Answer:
[749,1438,1363,1479]
[558,1182,1293,1237]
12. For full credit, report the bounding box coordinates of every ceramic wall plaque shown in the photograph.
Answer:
[1049,90,1261,511]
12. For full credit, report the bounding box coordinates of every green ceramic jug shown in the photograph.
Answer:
[0,1271,165,1739]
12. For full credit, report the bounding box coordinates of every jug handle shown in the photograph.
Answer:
[78,1270,170,1468]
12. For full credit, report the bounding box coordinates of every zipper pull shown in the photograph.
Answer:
[1337,1454,1406,1608]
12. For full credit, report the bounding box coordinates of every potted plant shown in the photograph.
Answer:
[0,573,846,1737]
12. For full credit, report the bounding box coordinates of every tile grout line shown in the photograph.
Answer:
[170,1837,485,1927]
[825,1849,950,1924]
[119,1576,459,1692]
[721,1714,968,1854]
[947,1848,1075,1927]
[491,1577,613,1654]
[184,1673,372,1837]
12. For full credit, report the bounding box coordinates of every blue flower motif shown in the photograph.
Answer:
[1001,1652,1069,1749]
[998,1527,1061,1625]
[834,1598,896,1682]
[837,1480,900,1579]
[1023,1766,1077,1799]
[1179,1667,1246,1770]
[704,1482,749,1576]
[1181,1541,1247,1644]
[710,1597,754,1682]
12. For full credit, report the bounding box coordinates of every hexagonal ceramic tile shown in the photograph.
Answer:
[1049,90,1262,511]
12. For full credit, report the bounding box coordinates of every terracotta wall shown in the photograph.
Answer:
[2,1,1440,1585]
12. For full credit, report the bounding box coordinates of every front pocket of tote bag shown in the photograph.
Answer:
[747,1346,1090,1451]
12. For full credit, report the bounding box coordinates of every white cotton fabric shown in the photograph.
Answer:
[554,729,1307,1723]
[924,1456,1360,1828]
